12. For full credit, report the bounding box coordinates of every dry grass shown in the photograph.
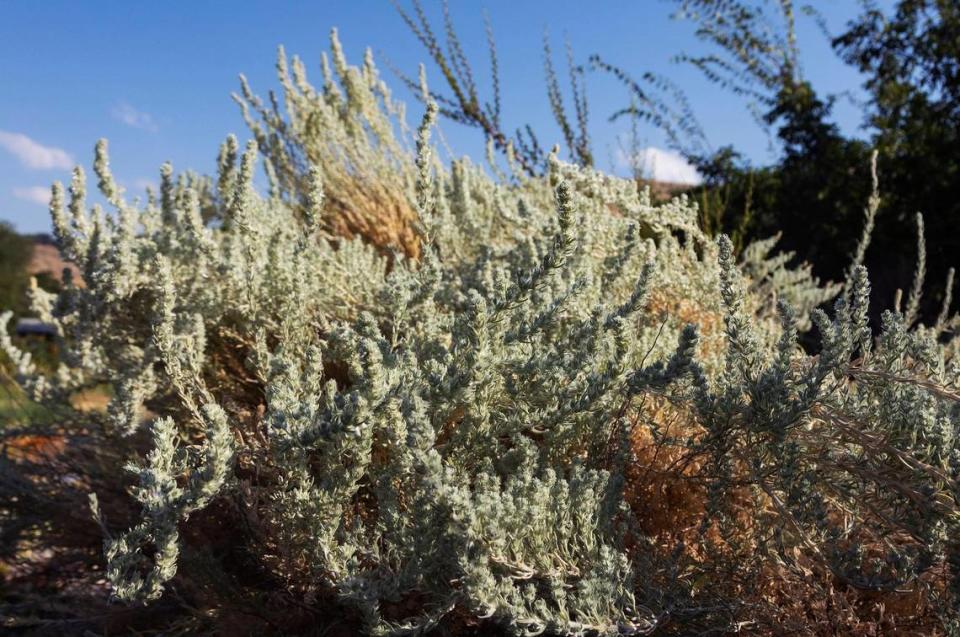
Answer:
[620,392,950,635]
[646,285,726,361]
[319,172,422,259]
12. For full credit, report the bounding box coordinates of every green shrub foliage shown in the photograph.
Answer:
[2,31,959,635]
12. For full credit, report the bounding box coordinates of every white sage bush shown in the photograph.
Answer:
[2,29,958,636]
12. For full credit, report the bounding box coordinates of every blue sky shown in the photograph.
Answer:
[0,1,880,234]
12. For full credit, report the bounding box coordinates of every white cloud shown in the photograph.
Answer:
[112,101,158,132]
[0,131,73,170]
[615,146,702,185]
[13,186,52,206]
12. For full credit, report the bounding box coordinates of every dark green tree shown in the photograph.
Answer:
[636,0,956,324]
[755,81,872,278]
[834,0,960,319]
[0,222,33,317]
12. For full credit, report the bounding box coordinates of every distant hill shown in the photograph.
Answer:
[25,234,83,286]
[641,179,692,201]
